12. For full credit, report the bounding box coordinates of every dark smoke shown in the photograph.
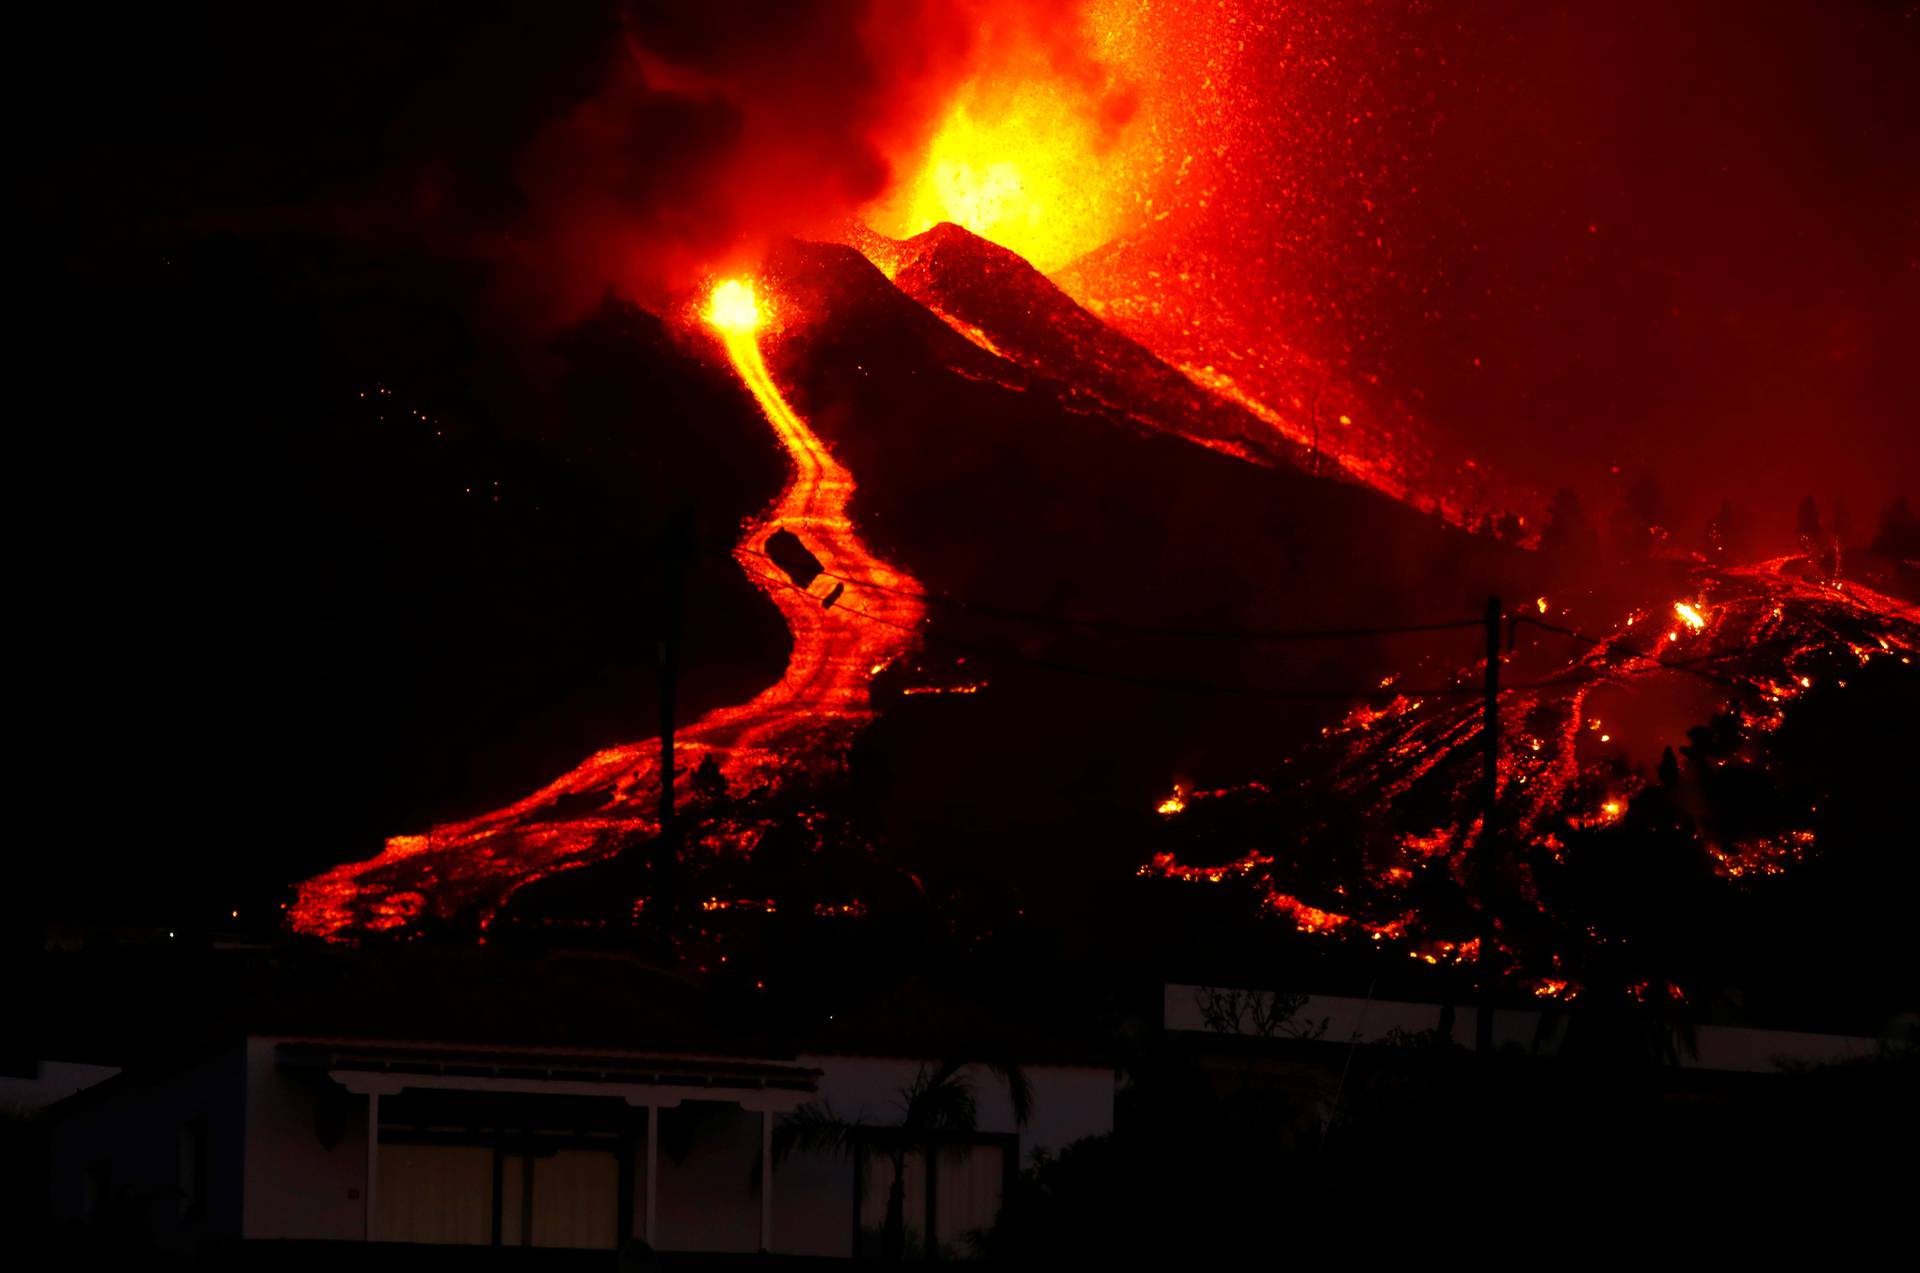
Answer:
[30,1,1108,323]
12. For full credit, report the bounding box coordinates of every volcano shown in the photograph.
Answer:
[289,225,1527,942]
[280,222,1918,1026]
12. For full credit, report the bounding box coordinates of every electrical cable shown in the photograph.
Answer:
[718,538,1486,642]
[735,557,1785,703]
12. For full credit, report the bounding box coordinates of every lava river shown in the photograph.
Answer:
[289,280,924,938]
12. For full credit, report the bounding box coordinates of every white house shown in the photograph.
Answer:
[45,1030,1115,1260]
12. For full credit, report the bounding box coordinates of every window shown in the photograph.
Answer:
[375,1143,494,1245]
[498,1149,618,1250]
[178,1115,210,1221]
[373,1140,619,1249]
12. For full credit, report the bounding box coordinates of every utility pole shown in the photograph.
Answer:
[1309,393,1321,477]
[653,510,695,933]
[1477,595,1501,1056]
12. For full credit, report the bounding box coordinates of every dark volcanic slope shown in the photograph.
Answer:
[25,236,789,928]
[758,238,1535,890]
[771,236,1524,660]
[876,223,1303,471]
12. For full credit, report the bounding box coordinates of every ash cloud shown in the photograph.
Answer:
[388,0,1113,320]
[34,1,1113,325]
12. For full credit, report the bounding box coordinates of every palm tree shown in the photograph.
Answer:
[773,1059,1033,1261]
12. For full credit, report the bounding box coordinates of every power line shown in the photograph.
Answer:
[721,539,1485,642]
[735,556,1778,703]
[1514,614,1754,689]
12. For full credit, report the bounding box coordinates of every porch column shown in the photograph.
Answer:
[760,1107,773,1252]
[364,1091,380,1241]
[645,1103,659,1248]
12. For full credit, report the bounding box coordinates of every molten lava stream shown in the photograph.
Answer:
[287,280,923,938]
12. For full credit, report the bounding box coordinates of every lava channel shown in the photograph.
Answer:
[288,279,924,938]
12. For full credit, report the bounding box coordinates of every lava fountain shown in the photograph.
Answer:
[288,279,923,938]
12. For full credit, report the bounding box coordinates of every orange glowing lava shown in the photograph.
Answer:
[288,279,923,938]
[705,278,763,332]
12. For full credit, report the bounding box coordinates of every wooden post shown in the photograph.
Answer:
[364,1091,380,1241]
[645,1104,659,1248]
[1477,595,1501,1056]
[653,511,694,948]
[658,525,686,841]
[760,1108,773,1252]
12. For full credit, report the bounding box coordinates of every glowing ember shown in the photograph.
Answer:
[1267,893,1350,934]
[1674,601,1708,632]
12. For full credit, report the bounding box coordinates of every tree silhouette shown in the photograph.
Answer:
[773,1060,1033,1261]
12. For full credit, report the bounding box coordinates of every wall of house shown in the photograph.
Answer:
[239,1036,368,1240]
[45,1045,247,1252]
[0,1059,119,1116]
[652,1101,764,1253]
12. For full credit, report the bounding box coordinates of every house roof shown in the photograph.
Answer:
[276,1037,820,1094]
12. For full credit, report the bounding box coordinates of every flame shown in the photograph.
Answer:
[1674,601,1707,632]
[1156,785,1187,816]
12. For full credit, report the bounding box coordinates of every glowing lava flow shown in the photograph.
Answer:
[288,279,923,938]
[1142,551,1920,960]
